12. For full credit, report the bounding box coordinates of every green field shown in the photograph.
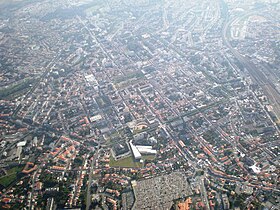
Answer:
[0,166,23,187]
[0,174,17,187]
[109,156,142,168]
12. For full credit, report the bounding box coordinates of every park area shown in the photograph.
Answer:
[0,165,23,188]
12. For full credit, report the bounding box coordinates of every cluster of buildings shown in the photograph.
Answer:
[132,172,192,209]
[129,141,157,161]
[0,0,279,209]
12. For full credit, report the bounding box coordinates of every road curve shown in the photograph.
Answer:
[221,7,280,121]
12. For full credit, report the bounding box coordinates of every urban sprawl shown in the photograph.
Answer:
[0,0,279,209]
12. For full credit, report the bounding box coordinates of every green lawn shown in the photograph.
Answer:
[0,174,17,187]
[0,166,23,187]
[109,156,142,168]
[7,166,23,174]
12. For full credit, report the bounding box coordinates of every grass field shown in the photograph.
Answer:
[0,174,17,187]
[109,156,142,168]
[0,166,23,187]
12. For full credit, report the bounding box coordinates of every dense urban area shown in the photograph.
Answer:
[0,0,279,209]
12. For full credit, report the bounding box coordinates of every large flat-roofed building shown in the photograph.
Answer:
[135,145,157,155]
[129,141,141,160]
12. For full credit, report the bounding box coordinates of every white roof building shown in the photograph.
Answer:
[129,141,141,159]
[17,141,27,147]
[136,145,157,155]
